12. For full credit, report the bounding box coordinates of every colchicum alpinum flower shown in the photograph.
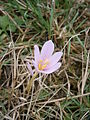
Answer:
[32,40,63,74]
[26,40,63,92]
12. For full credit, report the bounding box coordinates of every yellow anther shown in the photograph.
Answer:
[42,64,47,70]
[39,59,43,63]
[38,59,49,70]
[38,63,42,70]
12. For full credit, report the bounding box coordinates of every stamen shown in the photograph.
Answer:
[39,59,43,63]
[42,64,47,70]
[38,63,42,70]
[38,59,49,70]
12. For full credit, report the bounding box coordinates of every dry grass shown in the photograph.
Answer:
[0,0,90,120]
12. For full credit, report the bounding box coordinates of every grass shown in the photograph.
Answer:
[0,0,90,120]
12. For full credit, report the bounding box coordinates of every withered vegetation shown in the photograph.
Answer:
[0,0,90,120]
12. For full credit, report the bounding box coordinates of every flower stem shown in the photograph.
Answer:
[26,72,38,93]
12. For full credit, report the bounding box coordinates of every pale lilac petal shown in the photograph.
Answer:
[46,52,63,69]
[34,45,40,63]
[32,60,39,72]
[41,40,54,60]
[39,62,61,74]
[27,62,33,76]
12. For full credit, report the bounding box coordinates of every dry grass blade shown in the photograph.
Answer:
[80,110,89,120]
[4,92,90,118]
[81,51,89,95]
[61,33,81,52]
[37,92,90,105]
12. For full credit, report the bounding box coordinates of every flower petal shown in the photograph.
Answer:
[41,40,54,60]
[40,62,61,74]
[34,45,40,63]
[27,62,33,76]
[32,60,39,72]
[46,52,63,69]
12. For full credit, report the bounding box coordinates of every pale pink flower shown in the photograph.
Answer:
[27,62,33,76]
[32,40,63,74]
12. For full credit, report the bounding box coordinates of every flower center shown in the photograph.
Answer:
[38,59,49,70]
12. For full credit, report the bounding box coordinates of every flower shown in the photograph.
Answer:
[27,62,33,76]
[32,40,63,74]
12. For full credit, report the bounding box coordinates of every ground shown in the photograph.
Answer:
[0,0,90,120]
